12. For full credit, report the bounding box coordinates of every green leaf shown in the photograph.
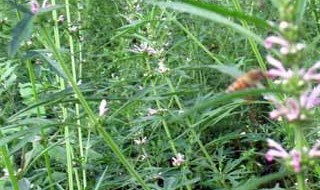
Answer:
[294,0,307,23]
[38,4,65,14]
[270,0,286,8]
[181,0,269,29]
[6,0,33,14]
[173,88,278,121]
[177,64,244,78]
[25,50,68,80]
[233,170,289,190]
[150,1,264,45]
[8,13,34,57]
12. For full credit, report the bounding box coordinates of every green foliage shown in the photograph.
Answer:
[8,13,34,57]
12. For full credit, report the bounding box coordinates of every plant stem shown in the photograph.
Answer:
[39,25,150,190]
[0,132,19,190]
[26,60,54,190]
[294,123,306,190]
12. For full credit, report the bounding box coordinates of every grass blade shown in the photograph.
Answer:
[150,1,264,45]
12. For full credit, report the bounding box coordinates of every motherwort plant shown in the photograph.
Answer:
[263,1,320,189]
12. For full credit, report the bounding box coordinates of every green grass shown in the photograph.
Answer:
[0,0,320,189]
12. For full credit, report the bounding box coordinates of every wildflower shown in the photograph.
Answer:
[0,168,9,179]
[58,15,65,23]
[147,108,158,116]
[309,141,320,157]
[99,99,108,116]
[30,0,40,14]
[172,153,185,166]
[134,136,147,145]
[265,139,302,173]
[156,58,169,73]
[265,139,289,161]
[26,40,33,46]
[290,149,302,173]
[279,21,290,31]
[139,153,148,161]
[267,55,293,80]
[269,97,300,121]
[300,85,320,109]
[69,25,78,33]
[130,42,158,56]
[264,36,289,50]
[303,61,320,81]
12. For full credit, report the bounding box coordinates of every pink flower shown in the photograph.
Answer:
[265,139,302,173]
[269,97,300,121]
[265,139,289,162]
[267,55,293,79]
[303,61,320,81]
[309,141,320,157]
[264,36,290,49]
[99,99,108,116]
[300,85,320,109]
[289,149,301,173]
[30,0,39,14]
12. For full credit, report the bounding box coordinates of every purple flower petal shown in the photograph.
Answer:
[286,98,300,121]
[264,36,289,49]
[266,55,286,71]
[290,149,301,173]
[306,85,320,109]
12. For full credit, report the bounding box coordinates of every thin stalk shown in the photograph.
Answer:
[231,0,267,71]
[65,0,81,188]
[49,0,75,189]
[173,20,223,65]
[0,132,19,190]
[164,78,218,171]
[26,60,54,190]
[294,124,306,190]
[76,0,87,187]
[144,55,191,190]
[39,26,150,190]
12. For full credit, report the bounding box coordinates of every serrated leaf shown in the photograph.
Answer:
[8,13,34,57]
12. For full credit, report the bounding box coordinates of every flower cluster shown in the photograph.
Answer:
[171,153,185,167]
[29,0,50,15]
[263,17,320,175]
[264,32,320,122]
[266,139,320,173]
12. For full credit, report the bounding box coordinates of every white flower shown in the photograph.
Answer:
[99,99,108,116]
[172,153,185,166]
[134,136,147,145]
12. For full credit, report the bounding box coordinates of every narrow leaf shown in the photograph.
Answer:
[38,4,65,14]
[9,13,34,57]
[25,50,68,80]
[6,0,33,14]
[295,0,307,23]
[234,170,289,190]
[150,1,264,44]
[181,0,269,29]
